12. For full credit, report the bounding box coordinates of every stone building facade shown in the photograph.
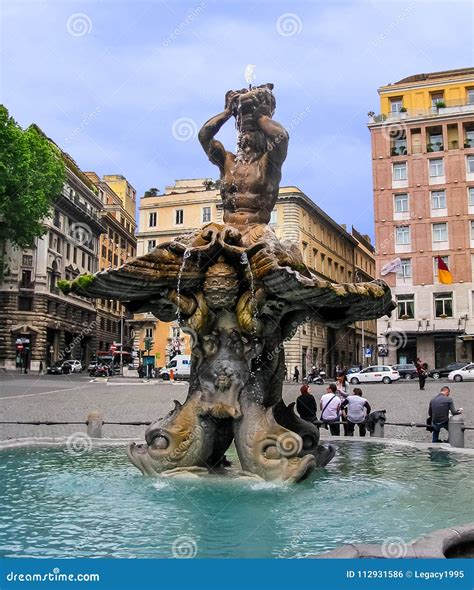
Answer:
[0,153,104,371]
[369,68,474,367]
[135,179,377,376]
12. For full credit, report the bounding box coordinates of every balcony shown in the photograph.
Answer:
[371,97,474,124]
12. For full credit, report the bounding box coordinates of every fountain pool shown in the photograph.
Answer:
[1,442,472,558]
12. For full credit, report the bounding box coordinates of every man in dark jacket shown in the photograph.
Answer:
[428,386,462,443]
[296,379,317,423]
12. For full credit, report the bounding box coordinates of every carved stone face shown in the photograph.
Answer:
[203,275,239,309]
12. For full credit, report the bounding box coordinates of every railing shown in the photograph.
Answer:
[372,98,474,123]
[1,413,471,449]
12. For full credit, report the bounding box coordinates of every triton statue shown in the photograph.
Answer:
[61,84,394,483]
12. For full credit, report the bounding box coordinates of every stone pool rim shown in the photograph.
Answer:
[1,435,473,456]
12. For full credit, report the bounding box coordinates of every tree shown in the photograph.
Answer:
[0,105,65,255]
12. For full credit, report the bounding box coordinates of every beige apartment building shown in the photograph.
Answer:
[369,68,474,367]
[85,172,137,358]
[136,179,377,376]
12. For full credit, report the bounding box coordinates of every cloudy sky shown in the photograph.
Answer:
[1,0,472,238]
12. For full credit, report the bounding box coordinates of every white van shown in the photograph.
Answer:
[159,355,191,380]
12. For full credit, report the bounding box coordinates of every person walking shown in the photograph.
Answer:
[416,357,428,390]
[320,383,342,435]
[296,379,317,423]
[428,386,463,443]
[340,387,371,437]
[293,366,300,383]
[39,360,43,375]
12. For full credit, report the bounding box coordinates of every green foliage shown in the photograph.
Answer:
[0,105,65,248]
[58,274,95,296]
[57,279,71,295]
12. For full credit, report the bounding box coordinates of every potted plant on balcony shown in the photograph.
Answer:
[391,147,398,156]
[464,139,472,148]
[435,100,446,113]
[399,107,407,119]
[427,143,434,152]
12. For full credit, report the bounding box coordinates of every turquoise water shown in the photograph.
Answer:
[0,443,472,558]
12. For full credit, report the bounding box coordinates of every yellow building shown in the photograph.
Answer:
[102,174,137,220]
[378,68,474,116]
[135,179,377,376]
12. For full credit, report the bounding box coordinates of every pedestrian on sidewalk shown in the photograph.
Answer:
[416,357,428,390]
[428,386,463,443]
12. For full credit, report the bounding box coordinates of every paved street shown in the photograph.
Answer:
[0,372,472,446]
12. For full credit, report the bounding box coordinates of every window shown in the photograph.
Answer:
[73,247,77,264]
[467,156,474,174]
[175,209,184,225]
[101,245,107,258]
[395,226,410,245]
[149,212,157,227]
[18,296,33,311]
[269,209,277,224]
[201,207,211,223]
[145,327,153,338]
[469,187,474,206]
[82,252,85,267]
[398,258,412,279]
[434,293,453,318]
[471,221,474,241]
[396,295,414,319]
[66,243,70,259]
[394,193,409,213]
[431,190,446,209]
[390,97,403,112]
[431,92,444,107]
[393,162,407,181]
[467,88,474,104]
[20,269,32,287]
[22,254,33,266]
[429,158,444,177]
[432,222,448,243]
[147,240,156,252]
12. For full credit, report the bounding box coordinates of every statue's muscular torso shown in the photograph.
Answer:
[220,153,281,226]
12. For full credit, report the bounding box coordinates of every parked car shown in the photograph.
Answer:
[47,361,64,375]
[62,359,83,373]
[448,363,474,382]
[392,363,418,380]
[348,365,400,385]
[88,360,98,373]
[159,355,191,380]
[429,362,467,380]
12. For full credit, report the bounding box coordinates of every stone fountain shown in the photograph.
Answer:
[61,84,394,483]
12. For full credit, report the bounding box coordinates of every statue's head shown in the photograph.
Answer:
[203,257,239,309]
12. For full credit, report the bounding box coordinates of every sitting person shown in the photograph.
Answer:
[341,387,371,437]
[296,379,317,423]
[320,383,342,435]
